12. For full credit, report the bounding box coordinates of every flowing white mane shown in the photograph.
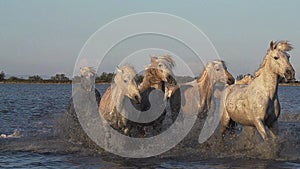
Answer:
[255,41,293,77]
[156,55,175,69]
[274,40,293,52]
[114,64,137,84]
[80,67,96,76]
[146,55,175,70]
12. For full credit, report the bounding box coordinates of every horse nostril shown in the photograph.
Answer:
[285,69,295,80]
[134,95,139,101]
[286,70,293,76]
[228,77,235,85]
[167,75,176,85]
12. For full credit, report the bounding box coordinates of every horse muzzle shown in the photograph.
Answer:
[227,77,235,85]
[284,68,295,81]
[133,94,142,104]
[167,74,177,85]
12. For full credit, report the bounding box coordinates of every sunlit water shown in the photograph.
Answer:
[0,84,299,168]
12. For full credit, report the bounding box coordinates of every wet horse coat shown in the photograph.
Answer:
[166,60,234,116]
[220,41,295,140]
[99,65,141,134]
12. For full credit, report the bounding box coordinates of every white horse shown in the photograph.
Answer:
[165,60,235,116]
[79,67,97,92]
[220,41,295,140]
[138,55,176,93]
[99,65,141,134]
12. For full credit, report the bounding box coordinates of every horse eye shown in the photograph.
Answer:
[216,68,220,71]
[158,64,163,67]
[274,56,279,60]
[124,80,127,83]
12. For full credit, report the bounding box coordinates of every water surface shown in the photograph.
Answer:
[0,84,299,168]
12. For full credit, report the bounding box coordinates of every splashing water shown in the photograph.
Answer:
[0,84,299,168]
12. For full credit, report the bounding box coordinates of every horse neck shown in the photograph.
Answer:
[111,83,125,112]
[139,70,163,92]
[197,70,213,106]
[254,66,279,99]
[138,76,150,92]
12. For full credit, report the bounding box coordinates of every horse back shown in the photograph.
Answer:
[99,86,114,115]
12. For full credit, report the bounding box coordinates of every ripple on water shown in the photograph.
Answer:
[0,84,300,168]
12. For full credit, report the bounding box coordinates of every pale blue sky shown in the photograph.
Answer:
[0,0,299,79]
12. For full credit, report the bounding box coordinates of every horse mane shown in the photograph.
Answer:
[118,64,136,73]
[139,55,175,92]
[274,40,293,52]
[197,60,227,83]
[236,74,254,85]
[254,58,267,77]
[197,67,209,84]
[138,66,166,92]
[79,67,97,91]
[255,41,293,77]
[80,67,96,76]
[149,55,175,69]
[196,61,216,112]
[114,64,136,84]
[159,55,175,67]
[144,67,163,83]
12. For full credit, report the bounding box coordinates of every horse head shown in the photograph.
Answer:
[206,60,235,85]
[262,41,295,81]
[80,66,97,91]
[115,65,142,104]
[148,55,177,85]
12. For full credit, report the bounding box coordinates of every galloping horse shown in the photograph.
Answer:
[128,55,177,136]
[99,65,141,134]
[64,67,101,146]
[138,55,176,93]
[220,41,295,140]
[78,67,97,91]
[165,60,235,116]
[138,55,176,111]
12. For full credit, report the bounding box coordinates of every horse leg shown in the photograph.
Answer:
[268,120,279,139]
[103,121,111,149]
[254,119,267,140]
[269,98,280,139]
[220,109,230,140]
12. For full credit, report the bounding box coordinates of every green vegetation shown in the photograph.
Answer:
[50,74,70,83]
[0,70,116,84]
[0,70,299,85]
[0,71,5,81]
[96,72,115,83]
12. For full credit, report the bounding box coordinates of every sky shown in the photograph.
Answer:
[0,0,299,79]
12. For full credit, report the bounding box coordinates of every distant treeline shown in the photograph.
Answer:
[0,71,114,84]
[0,71,72,83]
[0,70,194,84]
[0,70,298,84]
[0,71,142,84]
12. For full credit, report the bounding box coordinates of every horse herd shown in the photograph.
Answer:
[78,40,295,142]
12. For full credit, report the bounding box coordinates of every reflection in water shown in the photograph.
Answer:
[0,84,299,168]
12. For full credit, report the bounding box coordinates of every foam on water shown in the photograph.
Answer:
[0,84,300,168]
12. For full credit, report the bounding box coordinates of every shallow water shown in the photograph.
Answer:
[0,84,299,168]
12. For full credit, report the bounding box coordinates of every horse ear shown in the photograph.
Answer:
[270,41,275,50]
[144,65,150,70]
[150,56,158,63]
[116,66,122,73]
[80,67,87,76]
